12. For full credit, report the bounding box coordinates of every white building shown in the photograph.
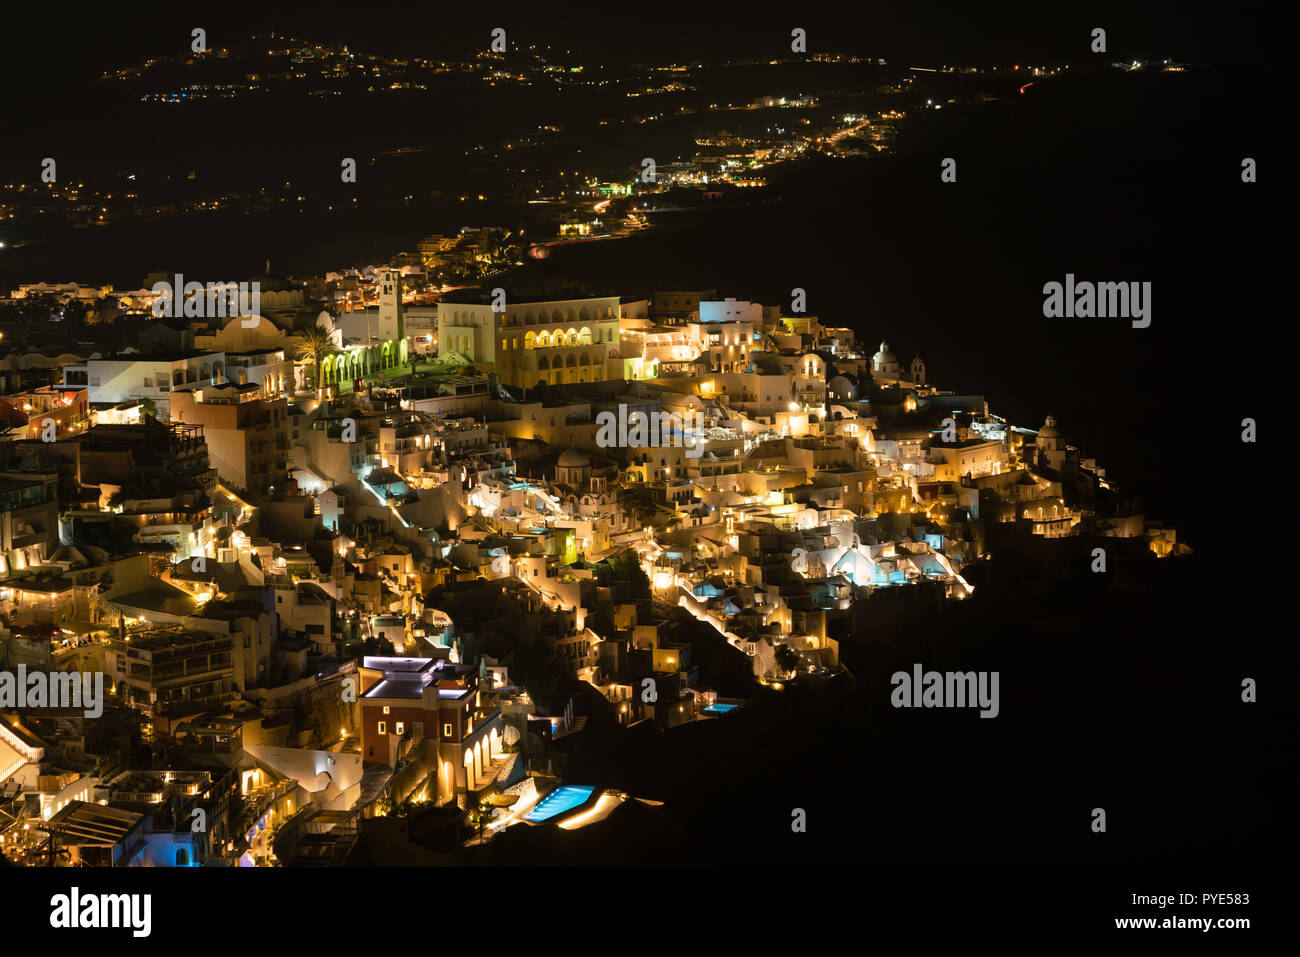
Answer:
[699,297,763,325]
[61,352,228,419]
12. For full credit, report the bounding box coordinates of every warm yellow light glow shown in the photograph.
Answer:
[557,792,622,830]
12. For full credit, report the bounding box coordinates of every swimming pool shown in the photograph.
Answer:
[524,785,595,822]
[702,703,737,714]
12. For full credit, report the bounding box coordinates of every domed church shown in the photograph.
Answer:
[871,341,900,378]
[555,447,591,489]
[1035,415,1068,471]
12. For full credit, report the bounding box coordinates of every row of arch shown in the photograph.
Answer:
[316,340,409,386]
[193,366,289,395]
[445,306,616,324]
[258,372,289,395]
[538,352,594,369]
[463,727,502,788]
[173,363,224,385]
[534,367,604,385]
[521,327,597,349]
[509,348,619,367]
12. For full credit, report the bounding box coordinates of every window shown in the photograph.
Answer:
[377,721,386,734]
[444,723,452,737]
[383,705,390,714]
[395,722,405,735]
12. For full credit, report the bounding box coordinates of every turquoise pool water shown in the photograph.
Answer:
[702,703,737,714]
[525,785,595,822]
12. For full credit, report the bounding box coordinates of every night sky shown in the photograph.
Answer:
[1,0,1273,94]
[0,1,1280,546]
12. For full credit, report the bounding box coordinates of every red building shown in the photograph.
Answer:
[4,386,90,439]
[358,656,506,808]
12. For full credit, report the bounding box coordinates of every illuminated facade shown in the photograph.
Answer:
[437,296,622,388]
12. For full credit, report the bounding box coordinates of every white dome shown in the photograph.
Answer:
[557,448,590,469]
[1038,415,1061,439]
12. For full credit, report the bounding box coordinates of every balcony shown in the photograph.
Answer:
[134,690,236,718]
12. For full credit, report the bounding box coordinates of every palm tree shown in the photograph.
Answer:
[295,322,335,396]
